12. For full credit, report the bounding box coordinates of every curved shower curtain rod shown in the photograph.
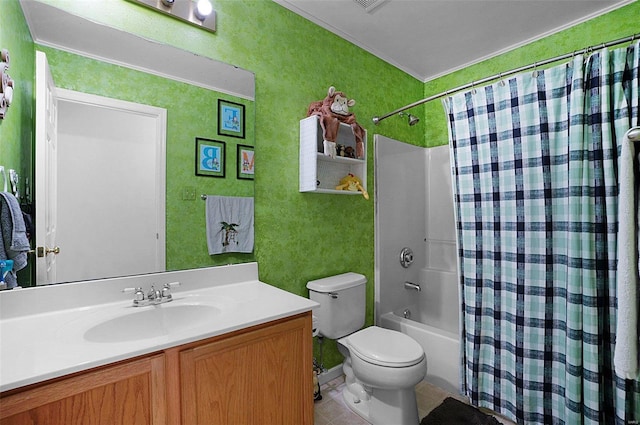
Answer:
[372,33,640,125]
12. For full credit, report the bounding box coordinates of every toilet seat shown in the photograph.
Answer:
[346,326,425,368]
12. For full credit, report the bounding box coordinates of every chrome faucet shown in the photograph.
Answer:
[147,285,162,303]
[123,282,181,306]
[404,281,421,292]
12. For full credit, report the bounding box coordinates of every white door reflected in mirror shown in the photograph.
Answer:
[34,51,58,285]
[34,51,167,285]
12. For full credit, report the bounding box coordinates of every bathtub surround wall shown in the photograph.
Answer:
[375,140,457,321]
[424,146,456,274]
[375,137,460,391]
[374,135,427,319]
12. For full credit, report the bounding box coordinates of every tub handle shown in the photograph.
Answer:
[399,247,414,268]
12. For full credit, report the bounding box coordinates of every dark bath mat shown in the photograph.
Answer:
[420,397,501,425]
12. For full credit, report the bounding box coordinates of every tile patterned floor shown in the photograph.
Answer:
[314,376,517,425]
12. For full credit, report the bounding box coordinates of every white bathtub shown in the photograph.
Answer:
[379,311,460,394]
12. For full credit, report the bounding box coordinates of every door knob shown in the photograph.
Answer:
[36,246,61,257]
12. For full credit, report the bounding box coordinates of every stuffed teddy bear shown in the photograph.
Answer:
[335,173,369,200]
[307,86,365,159]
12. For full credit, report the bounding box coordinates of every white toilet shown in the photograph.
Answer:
[307,272,427,425]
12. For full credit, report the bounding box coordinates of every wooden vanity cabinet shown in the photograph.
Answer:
[0,313,313,425]
[177,313,313,425]
[0,354,166,425]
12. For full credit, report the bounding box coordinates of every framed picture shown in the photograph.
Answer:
[237,144,255,180]
[195,138,226,178]
[218,99,245,139]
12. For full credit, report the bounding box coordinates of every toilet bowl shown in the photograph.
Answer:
[338,326,427,425]
[306,273,427,425]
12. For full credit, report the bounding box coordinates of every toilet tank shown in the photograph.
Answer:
[306,272,366,339]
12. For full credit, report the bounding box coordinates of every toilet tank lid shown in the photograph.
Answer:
[306,272,367,292]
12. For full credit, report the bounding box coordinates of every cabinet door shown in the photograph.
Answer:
[0,354,166,425]
[180,314,313,425]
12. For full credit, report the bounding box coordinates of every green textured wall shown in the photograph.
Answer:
[0,0,34,194]
[31,0,424,368]
[422,1,640,147]
[38,46,256,270]
[12,0,639,371]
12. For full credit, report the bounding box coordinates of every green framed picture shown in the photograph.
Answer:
[195,137,226,178]
[237,144,255,180]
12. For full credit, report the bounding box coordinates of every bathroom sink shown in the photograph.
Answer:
[83,304,221,343]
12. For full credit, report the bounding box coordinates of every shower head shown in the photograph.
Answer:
[399,111,420,126]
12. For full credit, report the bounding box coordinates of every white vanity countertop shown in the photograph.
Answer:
[0,263,318,392]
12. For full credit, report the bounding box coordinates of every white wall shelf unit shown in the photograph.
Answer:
[299,115,367,194]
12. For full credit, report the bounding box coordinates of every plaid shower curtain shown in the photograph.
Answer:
[444,41,639,424]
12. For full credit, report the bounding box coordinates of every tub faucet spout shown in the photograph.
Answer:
[404,281,421,292]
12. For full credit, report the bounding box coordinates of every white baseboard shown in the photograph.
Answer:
[318,364,343,386]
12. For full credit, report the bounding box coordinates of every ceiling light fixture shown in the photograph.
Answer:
[127,0,216,33]
[194,0,213,21]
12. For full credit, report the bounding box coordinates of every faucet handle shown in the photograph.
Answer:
[122,287,145,302]
[162,281,181,300]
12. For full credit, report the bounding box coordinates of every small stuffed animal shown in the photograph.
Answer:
[335,173,369,200]
[307,86,365,159]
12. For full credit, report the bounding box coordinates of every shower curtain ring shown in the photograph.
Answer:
[532,62,538,78]
[471,81,477,95]
[499,73,505,86]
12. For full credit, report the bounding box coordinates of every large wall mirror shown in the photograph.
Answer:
[11,0,255,290]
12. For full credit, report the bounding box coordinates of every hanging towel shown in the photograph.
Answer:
[614,127,640,379]
[205,196,254,255]
[0,192,30,288]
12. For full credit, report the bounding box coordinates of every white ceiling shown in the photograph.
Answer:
[273,0,632,82]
